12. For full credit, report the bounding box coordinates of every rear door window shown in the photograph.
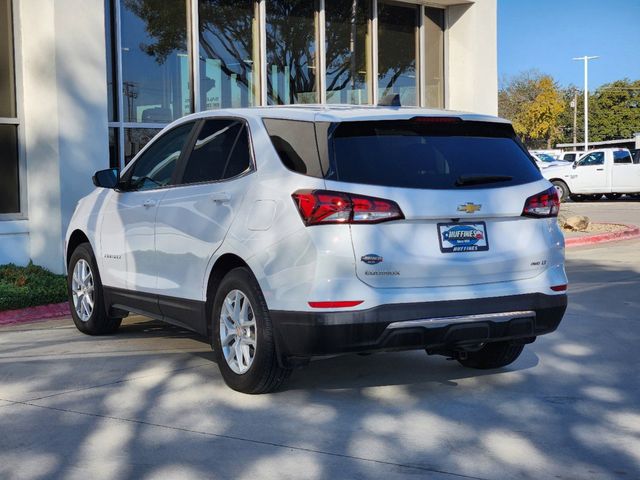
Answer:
[327,120,541,189]
[613,150,632,164]
[180,119,252,184]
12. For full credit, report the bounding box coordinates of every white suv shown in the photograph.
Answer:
[65,106,568,393]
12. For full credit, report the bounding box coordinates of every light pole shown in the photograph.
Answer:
[570,93,577,148]
[572,55,599,151]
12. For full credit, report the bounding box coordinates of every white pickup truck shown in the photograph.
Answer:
[542,148,640,201]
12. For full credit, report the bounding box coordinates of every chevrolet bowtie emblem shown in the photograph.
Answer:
[457,203,482,214]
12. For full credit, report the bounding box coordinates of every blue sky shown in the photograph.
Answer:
[498,0,640,90]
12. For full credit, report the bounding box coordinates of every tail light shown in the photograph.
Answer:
[522,187,560,218]
[292,190,404,226]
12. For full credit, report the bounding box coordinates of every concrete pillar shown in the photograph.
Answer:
[446,0,498,116]
[634,132,640,149]
[18,0,108,274]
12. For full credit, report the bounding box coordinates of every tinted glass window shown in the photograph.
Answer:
[328,120,541,189]
[578,152,605,166]
[181,119,251,184]
[632,150,640,164]
[325,0,370,104]
[199,1,258,109]
[0,125,19,213]
[263,118,324,177]
[564,153,576,162]
[120,0,191,123]
[378,2,418,106]
[424,7,445,108]
[126,122,194,191]
[266,1,317,104]
[0,0,16,118]
[613,150,632,164]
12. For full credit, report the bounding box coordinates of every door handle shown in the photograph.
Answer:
[142,199,157,208]
[596,168,604,171]
[211,192,231,203]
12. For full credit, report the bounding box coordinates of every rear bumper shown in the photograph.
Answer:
[271,293,567,360]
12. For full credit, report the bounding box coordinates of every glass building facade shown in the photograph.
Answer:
[105,0,445,168]
[0,0,20,215]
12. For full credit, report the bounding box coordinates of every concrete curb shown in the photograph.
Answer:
[0,302,70,326]
[565,223,640,248]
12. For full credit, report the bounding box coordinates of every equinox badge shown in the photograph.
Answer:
[457,202,482,214]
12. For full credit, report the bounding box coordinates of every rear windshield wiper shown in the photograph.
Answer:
[455,175,513,187]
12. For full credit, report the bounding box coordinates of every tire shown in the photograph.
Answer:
[67,243,122,335]
[552,180,569,202]
[570,194,585,202]
[211,267,291,394]
[605,193,621,200]
[456,341,524,369]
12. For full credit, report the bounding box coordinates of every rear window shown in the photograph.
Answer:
[613,150,632,164]
[328,120,541,189]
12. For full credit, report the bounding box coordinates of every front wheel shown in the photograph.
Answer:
[211,267,291,394]
[552,180,569,202]
[456,341,524,369]
[67,243,121,335]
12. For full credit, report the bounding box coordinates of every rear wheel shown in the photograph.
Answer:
[211,267,291,394]
[456,341,524,369]
[552,180,569,202]
[67,243,121,335]
[605,193,621,200]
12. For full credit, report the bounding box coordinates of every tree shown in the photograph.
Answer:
[589,79,640,142]
[499,71,565,148]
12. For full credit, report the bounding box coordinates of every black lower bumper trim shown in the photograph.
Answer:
[271,293,567,358]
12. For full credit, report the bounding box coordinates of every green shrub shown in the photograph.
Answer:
[0,262,67,311]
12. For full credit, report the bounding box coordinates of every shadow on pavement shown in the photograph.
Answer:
[0,253,638,479]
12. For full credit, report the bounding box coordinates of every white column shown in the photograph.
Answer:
[446,0,498,115]
[20,0,109,273]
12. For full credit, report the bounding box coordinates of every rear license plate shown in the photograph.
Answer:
[437,222,489,253]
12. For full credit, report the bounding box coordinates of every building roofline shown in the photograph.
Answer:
[556,138,635,148]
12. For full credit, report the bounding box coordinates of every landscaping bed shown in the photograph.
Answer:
[0,263,67,312]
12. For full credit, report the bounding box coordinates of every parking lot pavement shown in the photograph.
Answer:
[561,198,640,225]
[1,242,639,479]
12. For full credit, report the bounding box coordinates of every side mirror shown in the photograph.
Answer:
[92,168,120,189]
[572,161,578,169]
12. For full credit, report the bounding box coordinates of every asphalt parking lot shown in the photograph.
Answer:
[1,202,639,480]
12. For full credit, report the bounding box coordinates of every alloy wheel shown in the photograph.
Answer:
[71,259,95,322]
[219,289,257,375]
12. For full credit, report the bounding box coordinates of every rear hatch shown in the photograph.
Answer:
[325,118,554,289]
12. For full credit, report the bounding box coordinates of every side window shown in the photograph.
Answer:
[181,119,252,184]
[577,152,604,167]
[125,122,194,191]
[564,153,576,162]
[263,118,324,178]
[613,150,632,164]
